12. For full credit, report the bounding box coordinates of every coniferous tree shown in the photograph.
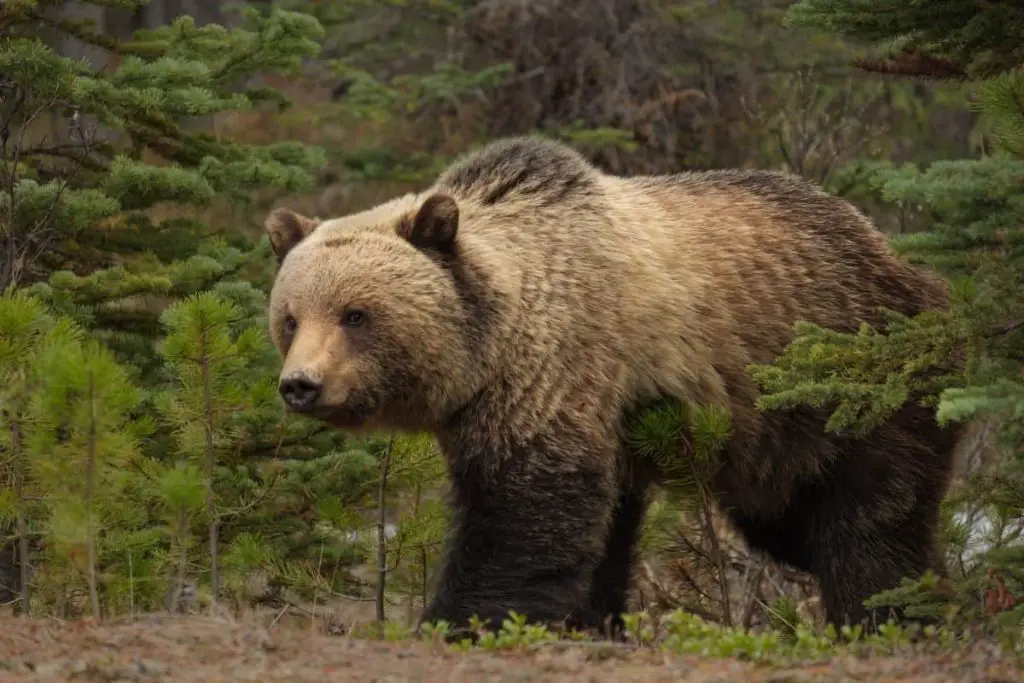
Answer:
[27,332,145,618]
[1,0,326,379]
[155,291,269,606]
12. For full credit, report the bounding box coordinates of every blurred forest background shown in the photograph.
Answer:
[1,0,1022,642]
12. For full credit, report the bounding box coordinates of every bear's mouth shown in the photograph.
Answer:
[308,402,374,430]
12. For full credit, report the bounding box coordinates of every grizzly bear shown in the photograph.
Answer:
[264,135,960,637]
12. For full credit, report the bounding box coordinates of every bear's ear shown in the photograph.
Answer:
[265,207,321,264]
[398,193,459,252]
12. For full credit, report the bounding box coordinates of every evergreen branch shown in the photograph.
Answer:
[22,10,124,56]
[853,47,967,81]
[238,425,332,459]
[17,109,108,283]
[1,88,61,288]
[211,35,269,86]
[19,144,112,175]
[212,470,281,520]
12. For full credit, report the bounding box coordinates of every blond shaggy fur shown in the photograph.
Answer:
[265,136,960,636]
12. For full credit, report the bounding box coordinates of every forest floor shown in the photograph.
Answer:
[0,613,1022,683]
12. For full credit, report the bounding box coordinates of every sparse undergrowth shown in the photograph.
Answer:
[347,606,1022,666]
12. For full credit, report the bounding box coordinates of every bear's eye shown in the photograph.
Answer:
[341,309,366,328]
[283,315,298,335]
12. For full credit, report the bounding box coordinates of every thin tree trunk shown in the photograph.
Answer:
[199,331,218,605]
[407,478,422,625]
[85,371,101,619]
[698,482,732,627]
[420,547,428,613]
[169,509,189,614]
[11,421,30,616]
[128,550,134,620]
[739,555,767,628]
[375,436,395,625]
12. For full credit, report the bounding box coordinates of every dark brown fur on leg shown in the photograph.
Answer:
[421,421,618,637]
[733,406,957,633]
[569,471,652,639]
[808,423,955,633]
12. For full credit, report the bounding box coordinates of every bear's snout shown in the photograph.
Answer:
[279,372,322,412]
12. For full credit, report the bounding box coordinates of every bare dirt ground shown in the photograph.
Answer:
[0,613,1020,683]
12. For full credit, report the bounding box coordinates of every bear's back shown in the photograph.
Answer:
[612,168,949,355]
[432,137,948,419]
[419,138,946,440]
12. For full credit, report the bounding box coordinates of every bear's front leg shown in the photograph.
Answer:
[421,425,619,635]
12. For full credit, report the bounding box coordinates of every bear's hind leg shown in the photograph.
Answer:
[800,420,955,632]
[421,422,619,636]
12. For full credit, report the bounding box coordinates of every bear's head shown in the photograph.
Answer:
[264,193,482,433]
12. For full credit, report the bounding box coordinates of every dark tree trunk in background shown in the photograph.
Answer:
[0,530,15,608]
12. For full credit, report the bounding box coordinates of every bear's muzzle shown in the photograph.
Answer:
[279,371,322,412]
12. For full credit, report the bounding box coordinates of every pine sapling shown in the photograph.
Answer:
[625,398,733,624]
[156,291,271,609]
[0,290,83,616]
[29,336,143,620]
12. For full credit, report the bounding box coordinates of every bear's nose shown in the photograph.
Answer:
[279,373,322,412]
